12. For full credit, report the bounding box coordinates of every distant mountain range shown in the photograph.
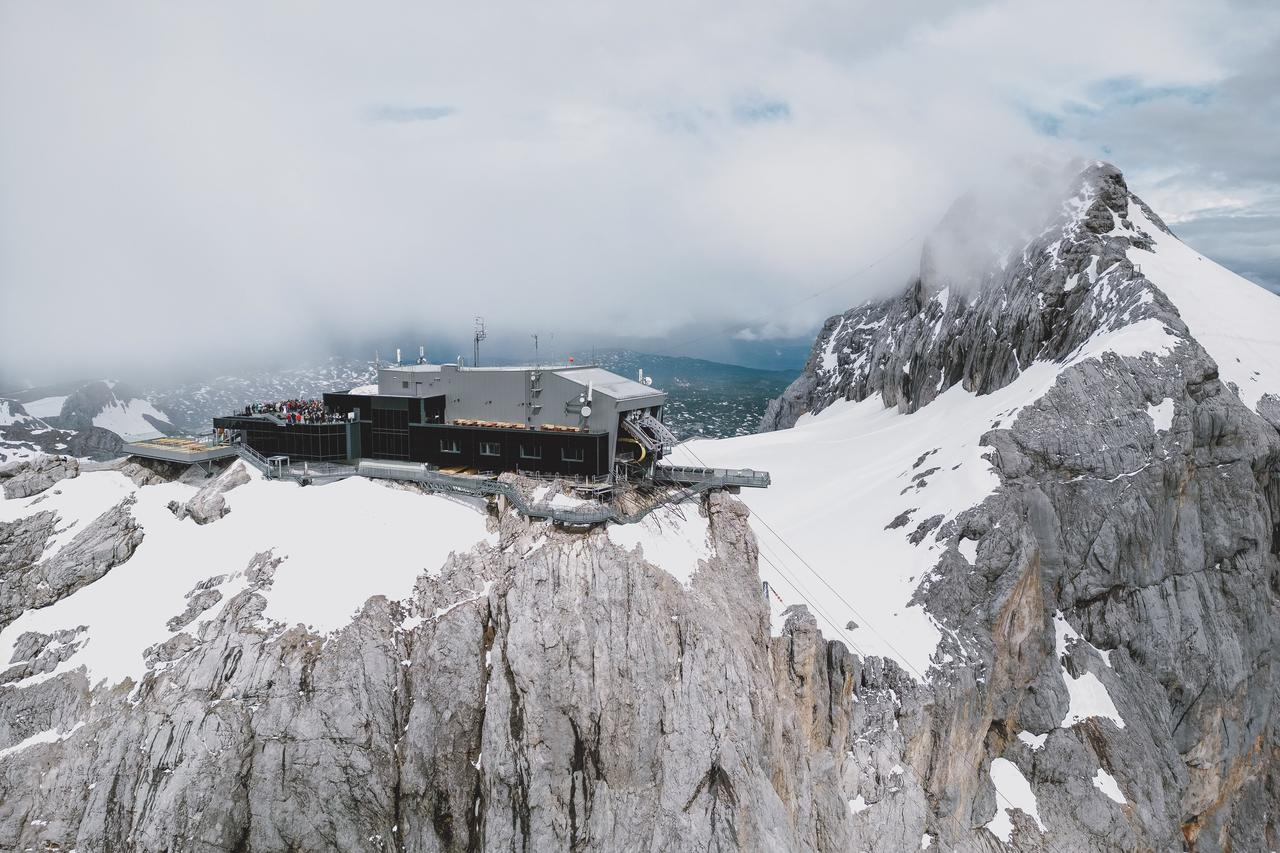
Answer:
[572,350,798,438]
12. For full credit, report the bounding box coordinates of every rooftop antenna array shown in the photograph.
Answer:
[473,317,487,367]
[417,345,427,365]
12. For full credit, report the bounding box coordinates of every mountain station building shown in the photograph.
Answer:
[212,362,677,479]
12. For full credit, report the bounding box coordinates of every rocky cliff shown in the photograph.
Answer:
[740,161,1280,850]
[1,162,1277,852]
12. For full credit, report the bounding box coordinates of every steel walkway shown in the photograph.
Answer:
[358,460,770,526]
[126,438,768,526]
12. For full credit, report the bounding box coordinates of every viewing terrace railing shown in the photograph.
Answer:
[360,461,616,525]
[121,434,240,465]
[128,436,768,525]
[359,460,770,526]
[233,442,355,485]
[651,465,772,489]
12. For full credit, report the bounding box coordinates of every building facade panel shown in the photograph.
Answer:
[212,417,350,462]
[222,363,666,477]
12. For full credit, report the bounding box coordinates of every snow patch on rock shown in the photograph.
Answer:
[985,757,1046,843]
[607,506,712,586]
[1092,768,1126,804]
[1146,397,1175,433]
[1055,611,1125,729]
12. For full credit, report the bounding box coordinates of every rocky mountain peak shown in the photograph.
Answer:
[763,161,1187,429]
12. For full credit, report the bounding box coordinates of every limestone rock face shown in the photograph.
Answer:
[0,496,143,631]
[168,461,250,525]
[64,426,124,460]
[762,162,1174,430]
[755,161,1280,851]
[1,455,80,499]
[0,495,891,852]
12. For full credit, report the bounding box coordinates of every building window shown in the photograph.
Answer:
[402,380,409,389]
[440,439,461,454]
[479,441,501,457]
[518,443,541,460]
[561,447,585,463]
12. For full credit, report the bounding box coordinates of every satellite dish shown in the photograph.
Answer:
[643,377,653,386]
[580,405,592,418]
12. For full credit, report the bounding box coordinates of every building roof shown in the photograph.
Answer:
[553,367,664,402]
[383,362,580,373]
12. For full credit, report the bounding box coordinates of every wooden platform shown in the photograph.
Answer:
[123,437,240,464]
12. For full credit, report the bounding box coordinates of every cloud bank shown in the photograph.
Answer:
[2,0,1276,381]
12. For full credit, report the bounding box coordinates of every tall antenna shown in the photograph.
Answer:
[473,316,487,367]
[531,333,539,363]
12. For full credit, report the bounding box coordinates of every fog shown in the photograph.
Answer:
[2,1,1277,385]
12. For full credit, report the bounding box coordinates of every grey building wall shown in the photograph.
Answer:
[374,363,667,470]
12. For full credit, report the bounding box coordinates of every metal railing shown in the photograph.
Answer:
[229,445,768,523]
[359,462,614,525]
[652,464,771,489]
[235,442,272,474]
[122,434,240,464]
[357,460,768,526]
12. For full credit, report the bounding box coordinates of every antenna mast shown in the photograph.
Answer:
[473,316,487,367]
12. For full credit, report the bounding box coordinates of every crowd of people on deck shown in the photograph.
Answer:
[242,399,345,424]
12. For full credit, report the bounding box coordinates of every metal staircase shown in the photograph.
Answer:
[621,410,678,454]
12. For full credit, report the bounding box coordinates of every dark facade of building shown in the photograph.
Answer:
[216,393,612,477]
[212,416,351,462]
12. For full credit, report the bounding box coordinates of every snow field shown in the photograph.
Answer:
[606,505,712,587]
[1127,204,1280,413]
[91,397,170,441]
[672,359,1071,674]
[0,469,495,688]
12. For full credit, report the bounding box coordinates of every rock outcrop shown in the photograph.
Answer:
[757,161,1280,850]
[1,455,80,499]
[0,494,886,852]
[168,461,250,525]
[763,162,1178,430]
[0,496,143,631]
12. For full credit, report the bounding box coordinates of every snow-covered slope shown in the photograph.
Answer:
[1124,202,1280,413]
[87,396,170,441]
[0,466,495,688]
[693,161,1277,674]
[11,379,179,443]
[0,401,40,429]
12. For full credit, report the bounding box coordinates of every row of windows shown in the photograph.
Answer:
[440,439,585,463]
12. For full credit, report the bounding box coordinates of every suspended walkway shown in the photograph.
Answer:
[125,437,768,527]
[358,460,769,526]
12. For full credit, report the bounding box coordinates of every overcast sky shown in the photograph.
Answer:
[2,1,1277,381]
